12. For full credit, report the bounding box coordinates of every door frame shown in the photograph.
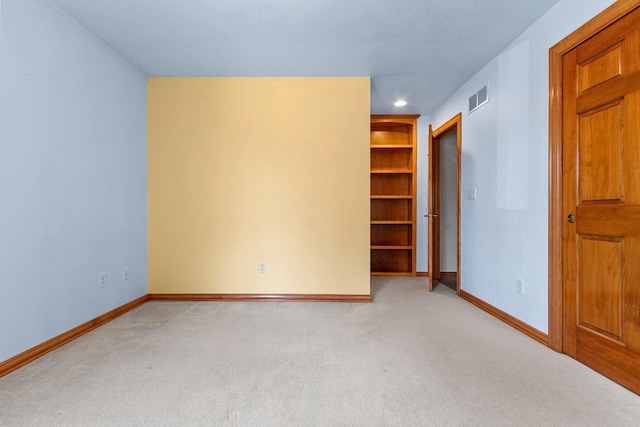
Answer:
[428,113,462,292]
[548,0,640,352]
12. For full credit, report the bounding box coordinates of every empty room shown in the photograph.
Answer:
[1,0,640,425]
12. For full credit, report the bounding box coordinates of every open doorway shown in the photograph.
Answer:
[427,114,461,292]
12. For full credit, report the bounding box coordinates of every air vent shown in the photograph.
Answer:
[468,84,489,114]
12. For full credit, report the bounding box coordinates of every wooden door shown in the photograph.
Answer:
[427,124,440,291]
[428,115,462,292]
[562,7,640,393]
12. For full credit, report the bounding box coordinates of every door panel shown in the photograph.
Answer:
[427,125,439,291]
[579,236,623,340]
[578,102,623,203]
[563,6,640,394]
[578,42,622,94]
[428,116,461,292]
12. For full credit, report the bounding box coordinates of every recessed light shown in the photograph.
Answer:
[394,100,407,107]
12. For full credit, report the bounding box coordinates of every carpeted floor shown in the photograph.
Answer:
[1,277,638,426]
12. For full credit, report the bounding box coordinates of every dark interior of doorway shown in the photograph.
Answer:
[435,276,457,292]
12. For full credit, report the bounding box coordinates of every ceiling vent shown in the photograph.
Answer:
[468,84,489,114]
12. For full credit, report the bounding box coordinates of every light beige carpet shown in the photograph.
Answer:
[1,277,638,426]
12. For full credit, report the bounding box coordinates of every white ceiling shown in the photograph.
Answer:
[50,0,561,115]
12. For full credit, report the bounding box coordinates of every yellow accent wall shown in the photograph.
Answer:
[148,77,370,295]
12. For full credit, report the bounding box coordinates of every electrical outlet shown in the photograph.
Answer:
[517,279,524,295]
[468,187,477,200]
[123,268,129,281]
[258,262,266,274]
[99,272,108,288]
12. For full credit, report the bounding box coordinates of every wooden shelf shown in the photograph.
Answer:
[371,198,412,222]
[371,169,413,174]
[371,145,413,149]
[371,245,413,250]
[370,115,418,276]
[371,221,412,225]
[371,195,413,200]
[370,248,412,274]
[371,272,414,277]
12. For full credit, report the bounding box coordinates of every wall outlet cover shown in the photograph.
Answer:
[467,187,477,200]
[99,272,108,288]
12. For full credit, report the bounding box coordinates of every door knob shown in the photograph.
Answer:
[424,213,438,218]
[567,213,576,223]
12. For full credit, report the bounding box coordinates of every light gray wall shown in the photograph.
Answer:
[0,0,147,361]
[429,0,616,332]
[439,131,457,272]
[416,115,430,272]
